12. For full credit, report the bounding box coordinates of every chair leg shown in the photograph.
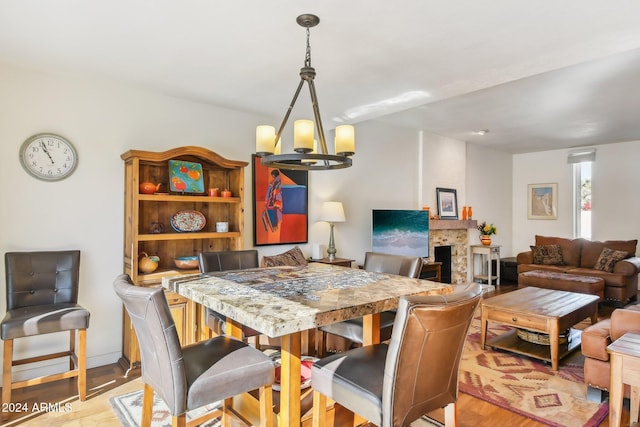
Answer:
[171,415,186,427]
[141,383,154,427]
[69,330,76,371]
[221,397,233,427]
[312,390,327,427]
[2,339,13,421]
[444,402,458,427]
[259,384,274,427]
[78,329,87,400]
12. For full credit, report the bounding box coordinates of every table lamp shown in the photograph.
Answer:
[319,201,346,261]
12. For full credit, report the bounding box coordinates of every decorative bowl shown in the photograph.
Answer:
[174,256,199,270]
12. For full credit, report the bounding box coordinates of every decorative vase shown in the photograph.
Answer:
[480,235,492,246]
[467,206,473,219]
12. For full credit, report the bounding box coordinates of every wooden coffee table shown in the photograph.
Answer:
[481,287,599,370]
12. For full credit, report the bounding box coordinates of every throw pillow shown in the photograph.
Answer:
[594,247,628,272]
[530,244,564,265]
[261,246,308,267]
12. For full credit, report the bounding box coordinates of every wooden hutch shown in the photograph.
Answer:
[119,146,247,375]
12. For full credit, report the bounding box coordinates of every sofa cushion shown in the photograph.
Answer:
[535,235,583,267]
[261,246,307,267]
[580,239,637,268]
[594,248,629,273]
[530,244,563,265]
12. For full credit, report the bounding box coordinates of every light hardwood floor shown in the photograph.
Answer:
[0,284,632,426]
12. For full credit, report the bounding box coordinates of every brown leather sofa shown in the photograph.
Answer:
[581,304,640,401]
[517,235,640,305]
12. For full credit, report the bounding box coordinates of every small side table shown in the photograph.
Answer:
[607,332,640,427]
[309,257,354,268]
[471,244,501,286]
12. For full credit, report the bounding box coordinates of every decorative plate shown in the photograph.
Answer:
[168,160,205,193]
[273,356,318,391]
[170,210,206,232]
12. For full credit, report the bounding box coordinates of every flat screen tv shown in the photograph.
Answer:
[371,209,430,258]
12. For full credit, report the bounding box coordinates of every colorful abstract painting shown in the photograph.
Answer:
[252,155,308,246]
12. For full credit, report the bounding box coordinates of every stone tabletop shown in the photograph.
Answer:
[162,262,453,338]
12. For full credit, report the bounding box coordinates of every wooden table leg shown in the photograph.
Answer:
[590,303,598,324]
[226,318,243,339]
[632,385,640,424]
[609,353,623,427]
[480,307,488,350]
[280,332,302,427]
[362,313,381,346]
[549,321,559,371]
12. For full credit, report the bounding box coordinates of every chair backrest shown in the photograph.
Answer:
[113,274,187,415]
[5,250,81,310]
[363,252,423,278]
[382,282,482,427]
[198,250,259,273]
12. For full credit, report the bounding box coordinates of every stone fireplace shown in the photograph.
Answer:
[425,220,477,284]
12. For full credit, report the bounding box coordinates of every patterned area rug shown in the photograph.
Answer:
[109,389,442,426]
[459,316,608,427]
[109,390,220,426]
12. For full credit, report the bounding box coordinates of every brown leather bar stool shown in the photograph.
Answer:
[311,283,482,427]
[113,274,274,427]
[1,250,89,418]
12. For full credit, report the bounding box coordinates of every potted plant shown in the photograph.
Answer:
[477,221,497,245]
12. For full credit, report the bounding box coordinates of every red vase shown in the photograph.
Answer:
[480,235,492,246]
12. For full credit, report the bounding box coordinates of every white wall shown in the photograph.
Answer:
[511,140,640,256]
[466,144,514,256]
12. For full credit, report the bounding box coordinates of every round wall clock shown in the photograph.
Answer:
[19,133,78,181]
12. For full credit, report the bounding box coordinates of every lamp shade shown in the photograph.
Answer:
[319,201,345,223]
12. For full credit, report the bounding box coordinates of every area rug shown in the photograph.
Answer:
[109,390,220,427]
[109,389,442,426]
[459,316,608,427]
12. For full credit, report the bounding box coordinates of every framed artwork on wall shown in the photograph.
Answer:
[436,187,458,219]
[252,155,308,245]
[528,183,558,219]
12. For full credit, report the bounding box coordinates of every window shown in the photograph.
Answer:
[572,160,592,239]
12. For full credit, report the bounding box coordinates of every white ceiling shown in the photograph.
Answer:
[2,1,640,154]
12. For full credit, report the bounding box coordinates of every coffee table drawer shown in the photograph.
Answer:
[487,309,544,331]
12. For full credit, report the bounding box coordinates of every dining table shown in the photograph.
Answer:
[162,262,453,427]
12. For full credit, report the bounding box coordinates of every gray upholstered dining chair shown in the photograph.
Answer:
[198,250,263,347]
[1,250,89,419]
[311,282,482,427]
[113,274,274,427]
[317,251,423,355]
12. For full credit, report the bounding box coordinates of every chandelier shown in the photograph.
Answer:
[255,14,355,171]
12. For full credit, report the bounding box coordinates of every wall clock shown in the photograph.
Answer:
[19,133,78,181]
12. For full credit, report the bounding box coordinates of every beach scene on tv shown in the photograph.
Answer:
[371,210,430,258]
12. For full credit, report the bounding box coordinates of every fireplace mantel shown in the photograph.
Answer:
[430,220,477,230]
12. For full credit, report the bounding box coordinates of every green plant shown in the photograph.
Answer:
[477,221,497,236]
